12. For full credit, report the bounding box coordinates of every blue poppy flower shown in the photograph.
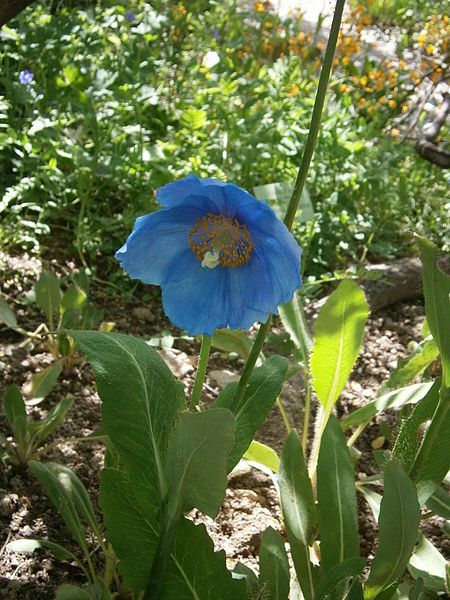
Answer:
[116,174,302,336]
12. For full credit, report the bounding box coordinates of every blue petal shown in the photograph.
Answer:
[157,174,227,208]
[162,267,268,336]
[115,202,210,285]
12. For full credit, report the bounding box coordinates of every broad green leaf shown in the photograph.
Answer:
[408,535,447,592]
[392,380,440,472]
[279,292,312,364]
[33,396,72,446]
[7,538,80,563]
[364,460,420,599]
[315,558,366,600]
[259,527,290,600]
[211,328,252,359]
[279,431,316,600]
[35,271,61,323]
[416,237,450,387]
[381,337,439,391]
[55,585,93,600]
[425,486,450,519]
[318,415,359,573]
[233,563,260,595]
[25,361,63,404]
[341,382,434,431]
[165,409,234,518]
[60,284,87,315]
[71,331,184,515]
[244,440,280,472]
[214,355,288,471]
[0,296,17,328]
[3,385,27,435]
[410,390,450,506]
[311,280,369,417]
[28,461,99,554]
[160,519,247,599]
[100,467,159,592]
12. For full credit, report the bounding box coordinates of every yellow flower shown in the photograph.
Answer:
[339,83,348,93]
[255,1,265,13]
[425,43,435,55]
[342,56,350,66]
[388,99,397,109]
[359,75,368,87]
[288,85,300,96]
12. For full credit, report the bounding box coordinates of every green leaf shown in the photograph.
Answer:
[259,527,290,600]
[165,409,234,518]
[55,584,97,600]
[279,292,312,364]
[364,460,420,599]
[7,538,80,563]
[233,563,260,595]
[0,296,17,329]
[311,280,369,417]
[35,271,61,323]
[33,396,72,446]
[392,380,440,472]
[71,331,184,514]
[425,486,450,519]
[408,535,447,592]
[100,467,159,592]
[181,107,207,130]
[61,284,87,315]
[279,431,316,600]
[161,519,247,599]
[381,337,439,392]
[28,461,102,549]
[214,355,288,471]
[341,382,434,431]
[211,328,252,359]
[318,415,359,574]
[3,385,27,436]
[416,237,450,387]
[244,440,280,472]
[25,361,63,404]
[315,557,366,600]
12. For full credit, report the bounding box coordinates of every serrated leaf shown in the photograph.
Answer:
[341,382,434,431]
[100,467,159,591]
[259,527,290,600]
[0,296,17,328]
[244,440,280,472]
[165,409,234,518]
[279,430,317,600]
[35,271,61,323]
[317,415,359,573]
[160,519,247,599]
[364,460,420,599]
[311,280,369,417]
[71,331,184,515]
[214,355,288,471]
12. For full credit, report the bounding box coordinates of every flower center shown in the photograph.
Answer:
[189,213,254,268]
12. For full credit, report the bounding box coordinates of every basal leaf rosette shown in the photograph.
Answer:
[116,174,302,335]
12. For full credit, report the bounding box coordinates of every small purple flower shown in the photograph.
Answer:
[125,11,137,22]
[19,70,34,85]
[210,27,221,42]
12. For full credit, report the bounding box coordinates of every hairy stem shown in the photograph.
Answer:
[190,335,212,409]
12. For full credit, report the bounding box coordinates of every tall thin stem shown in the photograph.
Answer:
[284,0,347,231]
[235,0,347,406]
[190,335,212,409]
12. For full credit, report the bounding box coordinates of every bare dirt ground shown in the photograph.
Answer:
[0,252,448,598]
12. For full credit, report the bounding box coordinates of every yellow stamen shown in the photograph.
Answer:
[189,213,254,268]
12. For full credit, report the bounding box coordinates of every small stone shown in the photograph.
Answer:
[21,525,33,536]
[132,307,154,321]
[371,436,385,450]
[209,369,239,388]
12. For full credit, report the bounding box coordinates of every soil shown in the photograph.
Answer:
[0,252,448,598]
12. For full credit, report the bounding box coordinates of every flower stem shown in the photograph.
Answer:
[235,0,346,413]
[284,0,347,231]
[190,335,212,409]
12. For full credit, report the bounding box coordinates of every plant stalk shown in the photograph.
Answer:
[190,335,212,409]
